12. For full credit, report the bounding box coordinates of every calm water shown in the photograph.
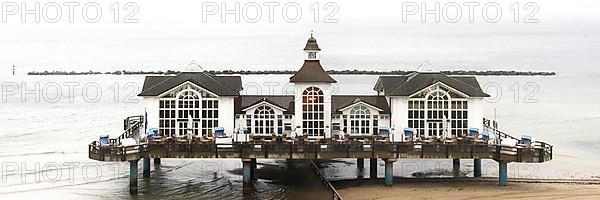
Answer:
[0,73,599,199]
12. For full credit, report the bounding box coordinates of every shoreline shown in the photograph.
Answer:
[335,178,600,199]
[331,177,600,189]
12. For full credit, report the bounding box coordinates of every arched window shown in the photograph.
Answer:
[302,87,325,137]
[407,86,468,138]
[177,90,200,136]
[425,90,449,137]
[253,106,275,135]
[158,84,219,137]
[349,105,371,135]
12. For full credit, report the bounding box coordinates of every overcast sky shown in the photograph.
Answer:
[2,0,599,75]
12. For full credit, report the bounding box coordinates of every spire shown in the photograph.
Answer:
[304,31,321,60]
[290,33,336,83]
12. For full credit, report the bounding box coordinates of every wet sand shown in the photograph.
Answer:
[338,181,600,200]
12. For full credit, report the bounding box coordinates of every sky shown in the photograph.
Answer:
[1,0,599,75]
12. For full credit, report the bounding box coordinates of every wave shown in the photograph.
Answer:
[1,132,35,139]
[0,150,72,158]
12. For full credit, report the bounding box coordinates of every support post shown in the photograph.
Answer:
[453,159,460,178]
[370,158,377,180]
[474,159,482,178]
[143,158,150,178]
[154,158,161,165]
[499,161,508,186]
[384,159,396,186]
[242,159,252,188]
[357,158,364,170]
[251,158,257,180]
[129,160,138,195]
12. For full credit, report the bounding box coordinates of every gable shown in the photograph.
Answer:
[408,82,470,98]
[338,101,384,113]
[158,81,219,98]
[331,95,390,114]
[241,100,288,112]
[235,95,295,114]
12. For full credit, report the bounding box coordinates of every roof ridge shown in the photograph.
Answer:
[442,75,487,95]
[197,72,239,93]
[139,75,177,94]
[388,74,414,95]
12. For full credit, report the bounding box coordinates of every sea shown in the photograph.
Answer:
[1,1,600,197]
[0,73,599,199]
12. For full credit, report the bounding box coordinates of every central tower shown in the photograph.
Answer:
[290,33,336,139]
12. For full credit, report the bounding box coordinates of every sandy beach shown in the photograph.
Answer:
[337,181,600,200]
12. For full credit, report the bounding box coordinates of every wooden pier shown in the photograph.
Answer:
[88,116,553,194]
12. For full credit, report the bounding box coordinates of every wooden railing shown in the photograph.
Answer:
[109,115,144,146]
[88,116,144,161]
[90,143,529,161]
[484,123,553,162]
[89,116,552,163]
[310,160,343,200]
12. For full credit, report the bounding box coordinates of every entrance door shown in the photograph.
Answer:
[427,121,444,138]
[178,121,199,137]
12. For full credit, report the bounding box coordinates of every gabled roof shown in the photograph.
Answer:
[235,95,295,114]
[331,95,390,114]
[138,72,242,96]
[374,72,489,97]
[289,60,337,83]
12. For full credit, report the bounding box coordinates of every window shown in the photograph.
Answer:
[407,99,425,137]
[349,105,372,135]
[302,87,325,137]
[332,123,341,131]
[159,100,176,137]
[158,85,218,137]
[253,106,275,135]
[450,100,468,137]
[407,86,468,138]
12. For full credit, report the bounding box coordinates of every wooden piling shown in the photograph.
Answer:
[474,159,482,177]
[129,160,138,194]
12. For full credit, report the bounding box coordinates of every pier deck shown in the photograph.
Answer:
[89,142,552,163]
[87,116,553,194]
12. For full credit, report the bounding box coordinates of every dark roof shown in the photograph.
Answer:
[138,72,242,96]
[235,95,295,114]
[374,72,489,97]
[289,60,337,83]
[332,95,390,114]
[303,36,321,51]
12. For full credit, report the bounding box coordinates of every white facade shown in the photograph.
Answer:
[139,36,487,140]
[292,83,334,139]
